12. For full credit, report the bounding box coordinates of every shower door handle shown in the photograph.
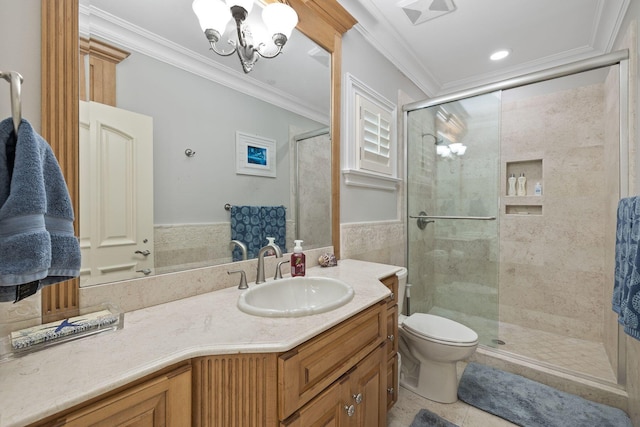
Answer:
[409,214,496,220]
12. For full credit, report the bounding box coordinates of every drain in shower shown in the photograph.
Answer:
[492,339,506,345]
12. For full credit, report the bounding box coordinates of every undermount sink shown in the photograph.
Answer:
[237,276,355,317]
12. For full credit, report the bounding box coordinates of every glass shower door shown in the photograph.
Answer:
[406,92,501,346]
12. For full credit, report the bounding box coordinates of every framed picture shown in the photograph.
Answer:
[235,131,277,178]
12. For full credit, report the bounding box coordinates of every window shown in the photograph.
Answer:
[343,73,400,191]
[357,95,392,175]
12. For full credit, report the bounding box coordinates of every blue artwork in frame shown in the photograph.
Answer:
[235,131,276,177]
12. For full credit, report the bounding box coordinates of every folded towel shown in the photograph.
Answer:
[230,205,286,261]
[0,118,81,302]
[613,196,640,340]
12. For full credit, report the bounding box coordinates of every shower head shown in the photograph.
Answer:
[422,133,443,145]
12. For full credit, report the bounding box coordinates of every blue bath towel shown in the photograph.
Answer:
[230,205,286,261]
[0,118,81,302]
[613,196,640,340]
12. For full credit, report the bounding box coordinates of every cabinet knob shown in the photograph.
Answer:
[388,334,395,342]
[388,292,395,301]
[387,387,395,395]
[352,393,363,404]
[344,404,355,417]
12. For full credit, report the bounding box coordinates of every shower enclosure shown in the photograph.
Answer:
[405,51,628,385]
[293,127,332,248]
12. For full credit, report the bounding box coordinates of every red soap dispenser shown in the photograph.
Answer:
[291,240,306,277]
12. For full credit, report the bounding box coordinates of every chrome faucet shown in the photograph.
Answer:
[256,242,283,284]
[229,240,248,260]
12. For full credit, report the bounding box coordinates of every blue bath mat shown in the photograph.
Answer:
[410,408,459,427]
[457,362,632,427]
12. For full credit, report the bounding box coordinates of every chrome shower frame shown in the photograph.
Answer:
[402,49,630,386]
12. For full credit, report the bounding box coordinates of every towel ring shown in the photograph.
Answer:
[0,70,23,134]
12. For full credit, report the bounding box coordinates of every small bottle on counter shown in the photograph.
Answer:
[291,240,306,277]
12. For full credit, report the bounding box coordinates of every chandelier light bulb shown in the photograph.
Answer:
[192,0,231,34]
[263,3,299,41]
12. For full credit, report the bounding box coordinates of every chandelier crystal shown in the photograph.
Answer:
[192,0,299,73]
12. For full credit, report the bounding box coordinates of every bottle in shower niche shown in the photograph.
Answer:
[517,173,527,196]
[291,240,306,277]
[507,173,517,196]
[534,182,542,196]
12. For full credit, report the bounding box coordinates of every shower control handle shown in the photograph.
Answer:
[136,269,151,275]
[135,249,151,256]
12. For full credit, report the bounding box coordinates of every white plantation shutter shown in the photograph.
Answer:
[357,95,393,175]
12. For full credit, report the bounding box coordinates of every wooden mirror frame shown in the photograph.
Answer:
[40,0,355,320]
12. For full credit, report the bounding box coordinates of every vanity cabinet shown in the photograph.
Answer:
[380,274,399,410]
[28,364,192,427]
[282,343,385,427]
[192,300,388,427]
[28,275,396,427]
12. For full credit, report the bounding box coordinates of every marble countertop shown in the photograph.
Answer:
[0,259,402,427]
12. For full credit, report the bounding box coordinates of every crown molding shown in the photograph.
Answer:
[79,4,329,125]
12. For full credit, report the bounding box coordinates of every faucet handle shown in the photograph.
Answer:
[228,270,248,289]
[274,260,290,280]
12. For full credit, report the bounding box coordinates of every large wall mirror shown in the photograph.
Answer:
[40,0,354,313]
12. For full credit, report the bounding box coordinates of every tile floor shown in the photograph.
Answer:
[497,321,616,382]
[387,321,618,426]
[387,386,517,426]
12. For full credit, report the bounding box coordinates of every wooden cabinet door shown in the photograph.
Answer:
[386,354,398,410]
[349,344,385,427]
[61,366,190,427]
[281,376,349,427]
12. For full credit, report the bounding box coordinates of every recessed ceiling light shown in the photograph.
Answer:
[490,49,510,61]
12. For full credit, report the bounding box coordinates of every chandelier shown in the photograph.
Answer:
[192,0,299,73]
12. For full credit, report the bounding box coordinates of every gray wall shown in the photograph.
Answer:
[340,28,426,224]
[115,52,324,224]
[0,0,41,131]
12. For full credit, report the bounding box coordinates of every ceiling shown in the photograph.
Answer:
[337,0,630,97]
[82,0,631,114]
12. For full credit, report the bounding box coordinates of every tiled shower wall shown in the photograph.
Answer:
[499,75,617,343]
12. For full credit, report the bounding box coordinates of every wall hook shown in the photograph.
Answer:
[184,148,196,157]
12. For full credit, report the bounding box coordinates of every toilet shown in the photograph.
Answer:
[395,268,478,403]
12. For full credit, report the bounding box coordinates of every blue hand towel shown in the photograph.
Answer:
[613,196,640,340]
[0,118,81,302]
[230,205,286,261]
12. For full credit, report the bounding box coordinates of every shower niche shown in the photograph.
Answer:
[503,158,543,215]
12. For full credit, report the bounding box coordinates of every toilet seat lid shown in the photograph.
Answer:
[403,313,478,344]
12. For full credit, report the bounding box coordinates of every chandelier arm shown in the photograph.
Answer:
[235,18,248,48]
[255,45,284,59]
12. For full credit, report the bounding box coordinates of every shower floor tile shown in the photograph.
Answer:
[497,321,616,382]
